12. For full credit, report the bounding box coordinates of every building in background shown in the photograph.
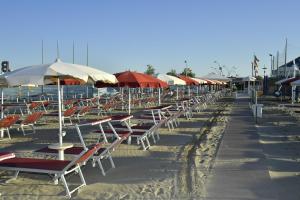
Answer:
[271,56,300,78]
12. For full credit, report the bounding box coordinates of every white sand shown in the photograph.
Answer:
[0,100,232,199]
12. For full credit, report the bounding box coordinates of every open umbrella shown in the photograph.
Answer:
[95,71,168,113]
[0,59,118,159]
[177,75,199,97]
[157,74,186,100]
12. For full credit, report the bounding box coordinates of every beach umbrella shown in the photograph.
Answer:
[0,59,118,158]
[142,73,168,105]
[177,75,199,97]
[98,71,168,113]
[157,74,186,100]
[191,78,207,96]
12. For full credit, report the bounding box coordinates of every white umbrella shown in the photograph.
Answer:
[157,74,186,85]
[157,74,186,100]
[0,59,117,159]
[191,77,207,84]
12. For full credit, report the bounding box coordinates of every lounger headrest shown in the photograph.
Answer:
[0,152,15,162]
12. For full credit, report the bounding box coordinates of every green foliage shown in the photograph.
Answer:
[180,67,195,77]
[145,65,155,75]
[166,69,177,76]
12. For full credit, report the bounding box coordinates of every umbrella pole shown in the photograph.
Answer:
[121,87,124,110]
[1,88,3,119]
[0,88,3,138]
[176,86,179,100]
[61,85,64,111]
[128,88,131,115]
[86,86,89,98]
[58,78,63,146]
[188,86,191,97]
[158,88,161,105]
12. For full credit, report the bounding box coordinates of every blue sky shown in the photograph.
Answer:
[0,0,300,77]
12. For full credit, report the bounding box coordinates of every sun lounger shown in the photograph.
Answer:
[16,111,44,135]
[0,146,98,198]
[0,115,20,140]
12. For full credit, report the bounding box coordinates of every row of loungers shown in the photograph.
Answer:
[0,111,44,139]
[0,90,227,198]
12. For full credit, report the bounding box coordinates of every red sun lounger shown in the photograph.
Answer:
[0,146,98,198]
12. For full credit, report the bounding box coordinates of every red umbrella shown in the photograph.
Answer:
[114,71,165,88]
[95,71,168,114]
[177,75,199,86]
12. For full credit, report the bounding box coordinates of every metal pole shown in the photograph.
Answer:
[158,88,161,105]
[128,88,131,114]
[277,51,279,79]
[58,78,63,146]
[284,38,288,77]
[0,88,3,138]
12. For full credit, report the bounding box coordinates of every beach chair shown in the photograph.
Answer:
[0,146,98,198]
[0,115,20,140]
[62,106,78,125]
[36,117,129,176]
[16,111,44,135]
[76,106,92,122]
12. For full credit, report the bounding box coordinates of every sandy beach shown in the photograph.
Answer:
[0,97,232,199]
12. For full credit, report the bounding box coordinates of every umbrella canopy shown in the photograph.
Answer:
[204,79,216,85]
[157,74,186,85]
[110,71,167,88]
[191,77,207,84]
[0,59,118,87]
[177,75,199,86]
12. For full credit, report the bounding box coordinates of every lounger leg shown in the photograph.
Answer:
[6,128,11,140]
[155,130,160,140]
[53,174,59,185]
[145,137,151,149]
[13,171,19,179]
[151,132,156,143]
[77,167,86,187]
[60,175,71,199]
[97,159,106,176]
[31,124,36,134]
[140,139,146,150]
[108,153,116,169]
[21,125,26,136]
[127,136,132,145]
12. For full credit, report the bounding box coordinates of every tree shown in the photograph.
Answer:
[166,69,177,76]
[145,65,155,75]
[180,67,195,77]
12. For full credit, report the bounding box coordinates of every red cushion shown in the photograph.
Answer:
[36,147,84,155]
[0,158,71,171]
[110,115,132,121]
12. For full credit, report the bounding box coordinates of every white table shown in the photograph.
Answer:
[48,143,73,160]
